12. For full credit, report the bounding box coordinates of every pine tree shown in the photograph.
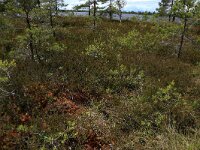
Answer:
[0,0,6,12]
[11,0,38,60]
[115,0,126,22]
[171,0,198,57]
[74,0,92,16]
[157,0,176,21]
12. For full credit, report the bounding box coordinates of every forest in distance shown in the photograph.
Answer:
[0,0,200,149]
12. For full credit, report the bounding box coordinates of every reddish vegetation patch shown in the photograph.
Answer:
[20,113,31,123]
[1,83,113,149]
[45,97,80,114]
[24,83,89,115]
[191,26,200,34]
[0,130,21,149]
[84,130,112,150]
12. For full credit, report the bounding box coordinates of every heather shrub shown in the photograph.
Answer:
[117,81,196,134]
[1,14,200,150]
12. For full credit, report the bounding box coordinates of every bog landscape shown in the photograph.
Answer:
[0,0,200,149]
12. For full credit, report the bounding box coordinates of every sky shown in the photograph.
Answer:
[64,0,161,12]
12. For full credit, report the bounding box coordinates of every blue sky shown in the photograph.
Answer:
[64,0,161,12]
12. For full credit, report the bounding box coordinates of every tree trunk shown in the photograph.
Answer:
[89,0,91,16]
[25,11,31,29]
[177,0,187,58]
[169,0,174,22]
[169,14,171,22]
[25,11,34,60]
[178,17,187,58]
[119,8,122,23]
[55,0,58,16]
[35,46,42,63]
[37,0,40,7]
[109,0,112,20]
[172,16,175,22]
[49,5,55,37]
[93,0,96,28]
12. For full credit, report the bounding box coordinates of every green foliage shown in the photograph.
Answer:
[118,81,196,135]
[38,121,78,149]
[117,25,171,52]
[130,16,139,22]
[105,65,144,93]
[14,27,64,60]
[151,81,181,127]
[157,0,171,16]
[118,29,141,49]
[0,60,16,83]
[0,6,200,149]
[172,0,197,18]
[17,124,29,132]
[142,12,150,21]
[0,1,6,12]
[85,41,106,58]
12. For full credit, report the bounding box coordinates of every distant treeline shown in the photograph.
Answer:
[61,9,156,15]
